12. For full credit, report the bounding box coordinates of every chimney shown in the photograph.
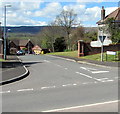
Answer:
[101,6,105,20]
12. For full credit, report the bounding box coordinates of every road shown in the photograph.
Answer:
[2,54,119,112]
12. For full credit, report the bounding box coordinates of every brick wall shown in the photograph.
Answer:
[83,42,120,56]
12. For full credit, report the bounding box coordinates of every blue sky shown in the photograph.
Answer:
[0,0,119,27]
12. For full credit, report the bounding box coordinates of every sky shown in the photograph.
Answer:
[0,0,119,27]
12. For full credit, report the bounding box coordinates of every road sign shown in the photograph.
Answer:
[99,36,106,43]
[106,51,116,55]
[90,41,101,47]
[90,39,112,47]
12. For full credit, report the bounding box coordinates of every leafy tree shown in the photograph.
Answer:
[84,31,97,42]
[105,18,120,43]
[54,37,66,52]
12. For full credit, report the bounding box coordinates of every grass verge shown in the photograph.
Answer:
[48,51,120,62]
[0,59,4,61]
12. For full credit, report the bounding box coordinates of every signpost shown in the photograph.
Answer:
[99,35,106,62]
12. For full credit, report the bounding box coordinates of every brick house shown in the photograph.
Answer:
[9,39,34,54]
[97,6,120,43]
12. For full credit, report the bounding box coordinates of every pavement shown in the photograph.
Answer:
[0,55,29,85]
[0,54,119,86]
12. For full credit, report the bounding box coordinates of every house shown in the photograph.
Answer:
[0,22,3,58]
[91,6,120,47]
[32,45,42,54]
[9,39,34,54]
[97,6,120,43]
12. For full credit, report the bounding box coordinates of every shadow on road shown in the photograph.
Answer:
[23,62,43,67]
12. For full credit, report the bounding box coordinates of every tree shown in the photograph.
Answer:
[105,18,120,43]
[54,9,79,50]
[54,37,66,52]
[84,31,97,42]
[70,26,85,50]
[38,24,66,52]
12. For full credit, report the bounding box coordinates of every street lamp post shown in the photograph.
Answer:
[3,5,11,60]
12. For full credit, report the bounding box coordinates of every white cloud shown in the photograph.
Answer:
[105,7,118,16]
[7,15,47,26]
[34,2,62,18]
[0,1,119,27]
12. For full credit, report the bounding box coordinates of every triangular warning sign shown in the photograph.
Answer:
[99,36,106,43]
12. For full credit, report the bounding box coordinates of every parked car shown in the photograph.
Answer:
[17,50,25,55]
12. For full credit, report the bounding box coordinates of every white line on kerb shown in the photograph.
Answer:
[17,88,33,92]
[42,100,118,112]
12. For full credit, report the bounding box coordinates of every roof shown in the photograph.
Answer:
[97,7,120,24]
[32,45,42,50]
[11,39,33,46]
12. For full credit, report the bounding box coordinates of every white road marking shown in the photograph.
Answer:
[42,100,118,112]
[80,67,109,74]
[17,88,33,92]
[92,71,109,74]
[0,90,10,94]
[62,84,72,87]
[41,87,49,89]
[94,78,108,81]
[56,64,62,67]
[94,81,98,83]
[44,60,51,63]
[76,72,93,79]
[49,86,56,88]
[73,84,77,86]
[80,67,97,71]
[41,86,56,89]
[82,82,88,85]
[101,80,114,82]
[64,68,68,70]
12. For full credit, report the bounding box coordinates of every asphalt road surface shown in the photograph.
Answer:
[1,54,119,112]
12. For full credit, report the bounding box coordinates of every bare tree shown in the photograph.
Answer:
[54,9,79,50]
[70,26,85,50]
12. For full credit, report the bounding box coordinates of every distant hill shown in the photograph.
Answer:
[2,26,97,34]
[3,26,46,34]
[84,27,98,33]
